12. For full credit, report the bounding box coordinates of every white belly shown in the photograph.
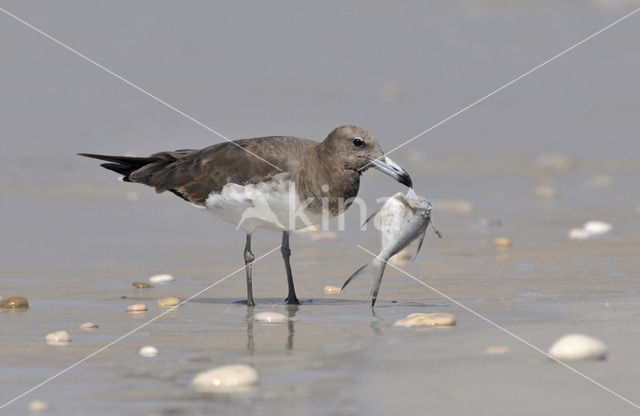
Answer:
[204,174,324,234]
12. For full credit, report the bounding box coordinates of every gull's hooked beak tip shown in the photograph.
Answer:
[367,156,413,188]
[399,171,413,188]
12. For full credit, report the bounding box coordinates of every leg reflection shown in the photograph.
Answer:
[246,306,255,355]
[245,305,299,354]
[370,308,383,336]
[285,304,299,352]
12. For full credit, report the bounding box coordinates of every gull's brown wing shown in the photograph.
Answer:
[81,136,316,205]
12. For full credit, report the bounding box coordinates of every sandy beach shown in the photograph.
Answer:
[2,1,640,415]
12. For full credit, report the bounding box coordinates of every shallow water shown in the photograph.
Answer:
[2,1,640,415]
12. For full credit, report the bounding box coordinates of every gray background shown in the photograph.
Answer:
[1,1,640,415]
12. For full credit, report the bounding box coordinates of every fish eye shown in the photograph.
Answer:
[352,137,364,147]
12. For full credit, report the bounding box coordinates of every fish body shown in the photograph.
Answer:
[342,189,434,306]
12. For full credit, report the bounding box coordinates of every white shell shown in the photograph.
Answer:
[139,345,158,357]
[393,312,456,327]
[192,364,258,392]
[484,345,510,354]
[157,297,180,307]
[583,221,612,236]
[126,303,147,313]
[254,311,288,323]
[45,330,71,345]
[79,322,98,331]
[548,334,607,361]
[568,228,590,240]
[323,285,342,295]
[493,238,512,248]
[149,274,175,283]
[28,400,50,412]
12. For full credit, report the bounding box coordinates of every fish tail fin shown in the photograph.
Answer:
[369,258,387,307]
[341,257,387,305]
[341,263,368,291]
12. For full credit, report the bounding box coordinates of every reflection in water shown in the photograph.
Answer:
[246,306,255,355]
[245,304,299,354]
[285,304,298,352]
[370,308,383,336]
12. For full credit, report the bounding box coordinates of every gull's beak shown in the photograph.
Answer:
[367,156,413,188]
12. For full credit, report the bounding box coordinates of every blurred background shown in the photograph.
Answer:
[2,1,640,415]
[1,0,638,272]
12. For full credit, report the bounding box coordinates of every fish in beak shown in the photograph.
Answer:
[366,156,413,188]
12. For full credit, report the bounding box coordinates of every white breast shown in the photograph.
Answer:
[204,173,325,234]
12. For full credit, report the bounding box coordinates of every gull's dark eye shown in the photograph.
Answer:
[353,137,364,147]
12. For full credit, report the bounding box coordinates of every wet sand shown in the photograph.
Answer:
[2,1,640,415]
[2,153,640,415]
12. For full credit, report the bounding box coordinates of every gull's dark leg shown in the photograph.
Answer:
[244,234,255,306]
[281,231,300,305]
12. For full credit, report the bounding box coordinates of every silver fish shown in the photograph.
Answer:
[342,189,439,306]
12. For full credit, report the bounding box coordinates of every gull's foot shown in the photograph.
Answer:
[285,296,300,305]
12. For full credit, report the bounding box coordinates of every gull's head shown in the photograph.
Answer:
[322,125,413,188]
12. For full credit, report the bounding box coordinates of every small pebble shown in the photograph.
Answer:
[79,322,98,331]
[568,228,590,240]
[254,311,288,323]
[393,312,456,328]
[534,185,557,200]
[192,364,258,392]
[149,274,175,284]
[548,334,607,361]
[45,330,71,346]
[435,200,473,213]
[28,400,50,412]
[139,345,158,357]
[1,296,29,309]
[388,249,411,266]
[126,303,147,313]
[158,297,180,308]
[484,345,510,354]
[132,281,152,289]
[493,237,512,248]
[583,221,612,236]
[534,153,572,171]
[310,231,338,242]
[323,285,342,295]
[587,174,612,187]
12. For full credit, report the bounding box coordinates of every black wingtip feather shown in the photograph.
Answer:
[78,153,154,165]
[79,153,156,181]
[99,163,134,181]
